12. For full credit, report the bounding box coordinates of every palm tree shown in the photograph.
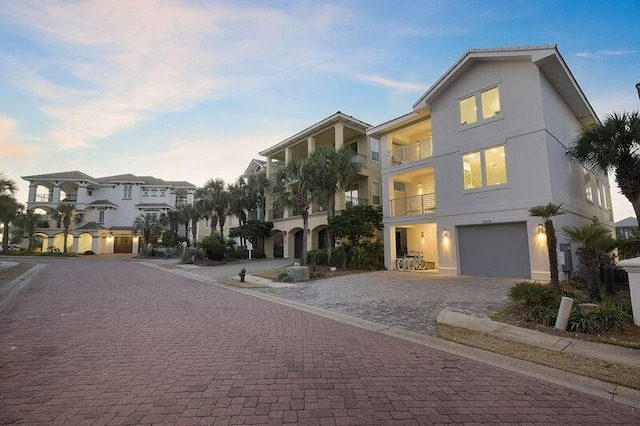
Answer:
[0,194,23,253]
[196,179,229,235]
[51,203,83,253]
[133,213,163,248]
[165,209,182,237]
[176,204,200,245]
[563,222,614,301]
[271,157,314,265]
[15,209,43,251]
[0,173,17,196]
[228,178,250,247]
[308,146,361,257]
[571,111,640,227]
[529,203,565,291]
[246,170,269,221]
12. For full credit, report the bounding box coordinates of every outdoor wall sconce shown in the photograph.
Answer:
[442,229,449,238]
[421,231,424,238]
[419,183,423,189]
[537,225,545,235]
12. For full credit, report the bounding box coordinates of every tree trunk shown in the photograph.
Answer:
[63,229,69,253]
[2,222,9,253]
[545,221,560,290]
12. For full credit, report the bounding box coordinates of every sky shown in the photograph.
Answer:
[1,0,639,221]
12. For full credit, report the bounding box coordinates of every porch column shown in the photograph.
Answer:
[384,225,394,270]
[307,136,315,155]
[282,231,289,259]
[306,228,312,252]
[285,147,292,163]
[72,235,79,254]
[52,184,61,203]
[91,235,99,254]
[334,123,344,149]
[186,190,194,204]
[132,236,140,254]
[47,236,55,251]
[27,184,37,204]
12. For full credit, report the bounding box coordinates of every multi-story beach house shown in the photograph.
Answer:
[22,171,196,254]
[366,45,613,279]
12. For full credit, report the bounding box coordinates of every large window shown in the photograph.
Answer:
[123,184,132,200]
[463,145,507,190]
[98,210,105,224]
[372,181,381,205]
[371,138,380,162]
[584,169,593,202]
[460,86,501,126]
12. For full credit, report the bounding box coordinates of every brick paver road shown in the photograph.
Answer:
[0,257,638,425]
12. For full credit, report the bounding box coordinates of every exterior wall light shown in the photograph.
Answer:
[537,224,545,235]
[421,231,424,238]
[442,229,449,238]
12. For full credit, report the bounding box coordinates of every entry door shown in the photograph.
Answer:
[294,230,303,259]
[395,228,407,256]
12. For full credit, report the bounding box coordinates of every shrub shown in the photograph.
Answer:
[308,249,328,266]
[329,246,346,268]
[198,233,226,260]
[276,271,293,282]
[251,250,266,259]
[182,247,205,264]
[568,299,632,334]
[83,250,95,255]
[309,271,324,279]
[509,282,560,307]
[523,304,557,326]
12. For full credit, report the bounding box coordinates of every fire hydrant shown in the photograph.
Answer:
[239,268,246,283]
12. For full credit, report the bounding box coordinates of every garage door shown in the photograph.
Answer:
[457,222,530,279]
[114,237,133,253]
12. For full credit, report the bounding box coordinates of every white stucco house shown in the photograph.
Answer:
[367,45,614,280]
[22,171,196,254]
[259,111,381,259]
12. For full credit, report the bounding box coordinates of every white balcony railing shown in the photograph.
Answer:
[349,153,368,167]
[390,193,436,217]
[389,137,433,167]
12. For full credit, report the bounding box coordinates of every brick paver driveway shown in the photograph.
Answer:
[257,271,515,335]
[0,257,637,424]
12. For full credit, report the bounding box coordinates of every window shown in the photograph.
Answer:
[98,210,105,224]
[160,189,166,197]
[596,180,604,208]
[123,184,132,199]
[604,185,611,211]
[371,138,380,162]
[459,95,477,126]
[372,181,381,205]
[462,145,507,190]
[459,86,501,126]
[151,189,158,197]
[584,169,593,202]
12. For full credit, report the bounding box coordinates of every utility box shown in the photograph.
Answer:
[559,243,573,272]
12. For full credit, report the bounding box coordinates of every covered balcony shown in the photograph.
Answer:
[388,167,436,218]
[389,137,433,166]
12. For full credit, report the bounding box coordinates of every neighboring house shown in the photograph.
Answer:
[22,171,196,254]
[615,217,639,239]
[259,111,381,258]
[367,45,614,280]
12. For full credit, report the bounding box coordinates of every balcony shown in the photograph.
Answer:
[35,193,51,202]
[349,153,368,167]
[389,137,433,167]
[345,196,368,208]
[268,207,284,220]
[390,193,436,217]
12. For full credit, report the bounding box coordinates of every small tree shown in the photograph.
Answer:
[51,203,83,253]
[133,213,163,248]
[529,203,564,291]
[328,204,383,248]
[228,220,273,252]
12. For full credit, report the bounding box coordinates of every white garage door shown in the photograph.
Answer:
[457,222,531,279]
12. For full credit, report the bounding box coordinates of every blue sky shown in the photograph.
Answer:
[1,0,639,221]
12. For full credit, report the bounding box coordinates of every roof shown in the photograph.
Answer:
[135,203,174,209]
[87,199,119,208]
[109,226,134,231]
[22,170,99,184]
[76,221,106,230]
[243,159,266,177]
[259,111,371,157]
[97,174,146,184]
[615,217,638,228]
[412,44,598,127]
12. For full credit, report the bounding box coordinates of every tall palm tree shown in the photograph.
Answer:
[228,178,250,247]
[246,170,269,221]
[165,209,182,236]
[0,194,23,253]
[308,146,362,257]
[196,179,229,235]
[563,222,614,301]
[176,204,200,245]
[572,111,640,227]
[133,213,163,248]
[0,172,17,196]
[51,203,83,253]
[19,210,44,251]
[529,203,565,291]
[271,157,314,265]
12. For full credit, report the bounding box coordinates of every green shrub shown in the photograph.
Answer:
[509,282,560,307]
[329,246,346,268]
[568,299,632,333]
[276,271,293,282]
[309,271,324,279]
[182,247,205,264]
[198,233,226,260]
[83,250,95,255]
[523,304,557,326]
[308,249,328,266]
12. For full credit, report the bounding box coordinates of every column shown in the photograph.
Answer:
[72,235,79,254]
[91,235,99,254]
[307,136,315,155]
[28,184,37,204]
[282,231,289,259]
[285,147,292,163]
[334,123,344,149]
[52,184,61,203]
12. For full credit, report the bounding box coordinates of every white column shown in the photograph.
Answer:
[28,184,37,204]
[618,257,640,325]
[334,123,344,149]
[285,147,292,163]
[282,231,289,258]
[307,136,315,155]
[91,235,99,254]
[52,184,61,203]
[72,235,79,253]
[132,236,140,254]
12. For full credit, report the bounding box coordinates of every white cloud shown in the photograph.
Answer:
[0,114,35,158]
[356,74,428,93]
[575,49,637,59]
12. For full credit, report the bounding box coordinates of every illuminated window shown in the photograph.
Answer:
[463,145,507,190]
[459,86,501,127]
[584,169,593,202]
[462,151,482,189]
[484,146,507,185]
[459,95,477,126]
[481,87,501,118]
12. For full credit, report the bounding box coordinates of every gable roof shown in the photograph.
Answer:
[615,217,638,228]
[243,159,266,176]
[412,44,598,127]
[22,170,99,184]
[22,170,195,189]
[87,199,119,208]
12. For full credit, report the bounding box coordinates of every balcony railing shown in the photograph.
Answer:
[268,207,284,220]
[345,196,368,208]
[349,153,368,166]
[35,193,52,202]
[390,193,436,217]
[389,137,433,167]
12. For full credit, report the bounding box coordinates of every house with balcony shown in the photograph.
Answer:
[259,111,381,259]
[367,45,614,280]
[22,171,196,254]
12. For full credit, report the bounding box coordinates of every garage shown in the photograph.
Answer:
[114,236,133,253]
[457,222,531,279]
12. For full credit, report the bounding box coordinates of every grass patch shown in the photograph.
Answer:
[0,263,36,281]
[437,323,640,390]
[217,278,268,289]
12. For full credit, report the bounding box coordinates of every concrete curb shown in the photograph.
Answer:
[144,262,640,409]
[0,263,47,314]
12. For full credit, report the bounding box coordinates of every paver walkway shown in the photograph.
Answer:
[256,271,515,335]
[0,258,638,424]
